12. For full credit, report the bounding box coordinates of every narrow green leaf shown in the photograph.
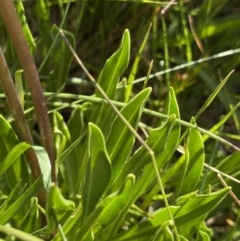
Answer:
[75,207,104,241]
[16,0,36,55]
[112,114,174,192]
[91,29,130,134]
[143,60,153,89]
[59,131,88,198]
[198,70,231,112]
[34,0,51,74]
[109,187,229,241]
[150,221,174,241]
[98,174,135,230]
[33,146,51,190]
[0,177,43,225]
[174,145,189,201]
[178,0,192,62]
[35,0,50,39]
[180,118,205,195]
[50,25,75,91]
[107,88,151,186]
[155,87,181,169]
[31,227,51,240]
[202,102,240,142]
[106,207,180,241]
[175,191,198,206]
[195,70,234,120]
[20,197,39,234]
[196,230,211,241]
[65,107,85,194]
[51,204,82,241]
[124,24,152,102]
[195,221,213,241]
[166,87,181,118]
[131,117,174,175]
[174,187,230,225]
[113,114,173,198]
[0,180,22,216]
[53,111,71,149]
[54,129,66,169]
[148,88,181,200]
[82,123,112,222]
[46,183,75,232]
[67,106,84,142]
[178,214,206,237]
[0,115,28,192]
[196,222,213,241]
[205,151,240,188]
[134,87,178,208]
[130,115,176,202]
[53,111,79,196]
[0,142,30,176]
[161,15,170,87]
[96,29,130,97]
[179,235,188,241]
[199,14,240,38]
[197,222,212,241]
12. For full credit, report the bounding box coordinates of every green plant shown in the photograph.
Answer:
[0,1,240,241]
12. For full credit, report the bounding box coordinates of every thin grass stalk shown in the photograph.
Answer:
[128,48,240,87]
[38,0,71,73]
[0,0,56,183]
[7,91,239,151]
[59,29,181,241]
[178,0,192,62]
[199,124,223,193]
[176,70,234,153]
[125,23,152,103]
[0,225,44,241]
[161,14,170,87]
[143,59,153,89]
[152,7,158,66]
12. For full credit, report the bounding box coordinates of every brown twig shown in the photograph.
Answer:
[188,14,205,55]
[0,47,45,207]
[59,29,181,241]
[0,0,56,183]
[218,173,240,207]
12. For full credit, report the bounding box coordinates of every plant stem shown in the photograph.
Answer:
[5,90,238,151]
[0,0,56,183]
[0,47,45,207]
[59,29,181,241]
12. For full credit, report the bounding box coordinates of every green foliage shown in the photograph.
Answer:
[46,183,75,232]
[82,123,112,223]
[0,116,29,193]
[91,29,130,134]
[106,87,151,186]
[0,178,43,225]
[50,25,75,92]
[0,1,239,241]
